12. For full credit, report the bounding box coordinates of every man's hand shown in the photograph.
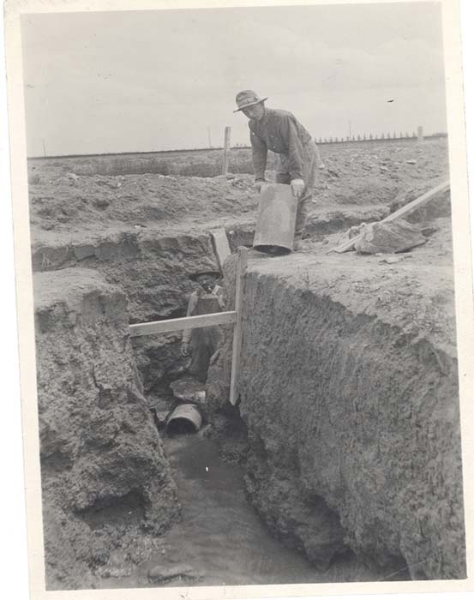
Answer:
[181,342,189,357]
[318,162,326,170]
[290,179,305,199]
[254,180,266,193]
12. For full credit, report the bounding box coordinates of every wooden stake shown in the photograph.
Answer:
[229,247,248,406]
[222,126,231,175]
[211,228,231,271]
[328,180,450,254]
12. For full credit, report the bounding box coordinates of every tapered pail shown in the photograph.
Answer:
[253,183,297,253]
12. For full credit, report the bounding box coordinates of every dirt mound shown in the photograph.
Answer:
[28,138,449,240]
[28,167,257,235]
[316,138,449,204]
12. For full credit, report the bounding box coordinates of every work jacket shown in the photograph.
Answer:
[249,108,313,181]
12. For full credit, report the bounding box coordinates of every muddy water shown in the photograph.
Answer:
[145,433,380,588]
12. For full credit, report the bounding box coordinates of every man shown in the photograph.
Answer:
[234,90,324,250]
[181,272,225,383]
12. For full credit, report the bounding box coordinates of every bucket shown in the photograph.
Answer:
[253,183,297,253]
[166,403,203,435]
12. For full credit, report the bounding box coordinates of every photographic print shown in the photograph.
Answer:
[3,0,474,598]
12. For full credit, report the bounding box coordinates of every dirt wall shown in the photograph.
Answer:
[34,268,180,588]
[209,243,465,579]
[32,230,221,397]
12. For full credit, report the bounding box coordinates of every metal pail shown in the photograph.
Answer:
[253,183,297,253]
[166,403,203,434]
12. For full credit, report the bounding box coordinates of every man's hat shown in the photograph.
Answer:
[234,90,268,113]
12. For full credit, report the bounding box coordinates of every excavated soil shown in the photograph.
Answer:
[29,137,464,588]
[28,138,448,239]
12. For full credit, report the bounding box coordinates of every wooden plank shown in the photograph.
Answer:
[329,180,450,254]
[222,126,231,175]
[211,228,231,271]
[229,247,249,406]
[383,180,449,222]
[129,310,237,337]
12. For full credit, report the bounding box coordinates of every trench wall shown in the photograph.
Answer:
[34,268,180,588]
[209,252,465,580]
[32,230,221,396]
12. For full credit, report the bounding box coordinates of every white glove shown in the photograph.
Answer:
[290,179,305,199]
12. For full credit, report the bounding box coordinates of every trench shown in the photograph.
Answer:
[108,224,413,587]
[140,432,388,587]
[33,180,463,586]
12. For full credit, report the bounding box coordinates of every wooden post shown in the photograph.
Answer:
[417,126,424,143]
[222,126,231,175]
[229,247,248,406]
[210,228,231,271]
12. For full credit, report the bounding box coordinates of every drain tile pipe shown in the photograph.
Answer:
[166,404,203,434]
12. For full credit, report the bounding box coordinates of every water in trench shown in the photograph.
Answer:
[138,431,383,588]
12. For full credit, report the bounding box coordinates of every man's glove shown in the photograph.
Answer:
[290,179,305,199]
[181,342,189,356]
[254,180,266,193]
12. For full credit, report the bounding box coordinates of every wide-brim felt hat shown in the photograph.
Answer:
[234,90,268,113]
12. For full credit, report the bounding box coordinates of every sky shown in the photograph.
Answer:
[21,2,447,156]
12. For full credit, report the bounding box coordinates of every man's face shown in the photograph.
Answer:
[197,275,216,293]
[241,103,265,121]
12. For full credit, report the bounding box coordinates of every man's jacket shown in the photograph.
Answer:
[249,108,313,181]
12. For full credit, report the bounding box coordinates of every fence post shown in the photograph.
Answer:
[417,126,424,143]
[222,126,231,175]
